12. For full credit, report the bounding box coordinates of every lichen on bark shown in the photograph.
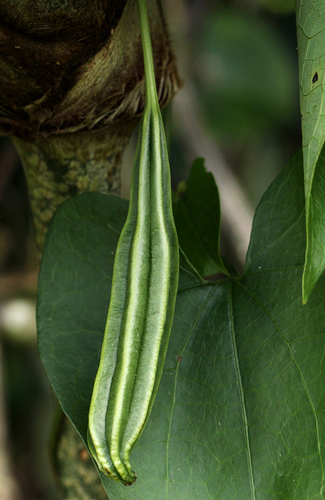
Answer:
[13,125,131,252]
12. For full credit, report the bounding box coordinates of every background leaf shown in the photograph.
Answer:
[196,9,298,140]
[173,158,228,277]
[302,144,325,302]
[38,150,325,499]
[253,0,295,14]
[296,0,325,301]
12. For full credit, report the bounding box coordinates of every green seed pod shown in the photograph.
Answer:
[87,0,179,486]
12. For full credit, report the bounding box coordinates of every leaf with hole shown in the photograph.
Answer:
[297,0,325,302]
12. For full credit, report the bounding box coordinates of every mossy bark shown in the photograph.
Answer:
[0,0,181,497]
[13,126,131,253]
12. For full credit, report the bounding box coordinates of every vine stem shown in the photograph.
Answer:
[137,0,160,111]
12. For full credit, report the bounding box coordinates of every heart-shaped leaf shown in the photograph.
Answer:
[38,149,325,499]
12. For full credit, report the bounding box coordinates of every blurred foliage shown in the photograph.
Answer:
[254,0,295,14]
[2,332,57,500]
[166,1,301,211]
[194,9,299,140]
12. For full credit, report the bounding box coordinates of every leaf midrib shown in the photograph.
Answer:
[228,282,257,500]
[165,284,218,500]
[236,280,325,495]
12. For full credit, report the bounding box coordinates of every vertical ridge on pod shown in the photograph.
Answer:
[87,0,179,486]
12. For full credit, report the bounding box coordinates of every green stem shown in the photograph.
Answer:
[137,0,160,110]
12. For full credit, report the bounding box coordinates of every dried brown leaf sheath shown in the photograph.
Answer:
[0,0,181,140]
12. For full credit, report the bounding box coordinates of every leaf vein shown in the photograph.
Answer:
[236,281,325,493]
[165,285,220,499]
[228,282,257,500]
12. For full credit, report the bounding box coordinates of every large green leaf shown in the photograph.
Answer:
[38,150,325,499]
[173,158,228,277]
[296,0,325,302]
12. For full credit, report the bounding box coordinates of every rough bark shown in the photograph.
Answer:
[51,414,108,500]
[13,126,130,252]
[0,0,181,497]
[0,0,181,251]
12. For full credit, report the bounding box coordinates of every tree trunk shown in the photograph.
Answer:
[0,0,181,496]
[13,126,131,253]
[0,0,181,254]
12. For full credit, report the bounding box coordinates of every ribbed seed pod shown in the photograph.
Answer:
[87,0,179,485]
